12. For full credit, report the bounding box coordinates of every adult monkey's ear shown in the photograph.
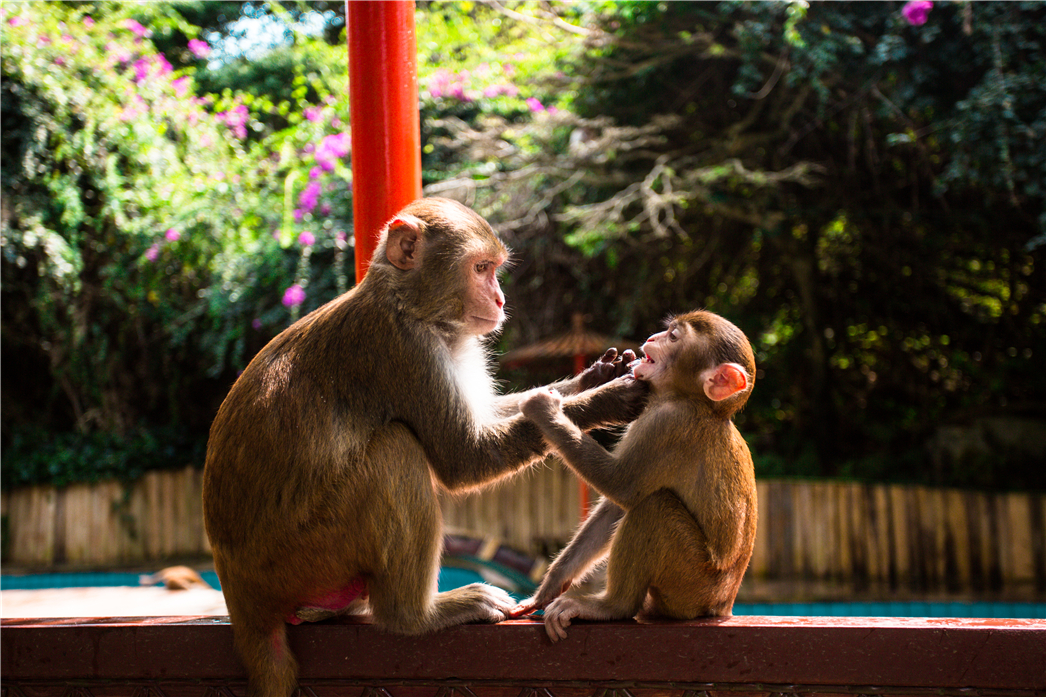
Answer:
[385,215,425,270]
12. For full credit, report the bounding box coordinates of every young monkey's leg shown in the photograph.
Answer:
[542,489,711,642]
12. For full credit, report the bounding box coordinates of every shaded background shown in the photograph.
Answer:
[2,1,1044,572]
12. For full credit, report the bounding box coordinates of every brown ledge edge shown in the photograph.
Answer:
[2,615,1045,695]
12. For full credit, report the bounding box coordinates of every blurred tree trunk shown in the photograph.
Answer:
[768,219,838,474]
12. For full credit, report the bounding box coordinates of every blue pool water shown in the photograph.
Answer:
[0,568,475,594]
[0,568,488,594]
[733,600,1046,618]
[3,570,1044,618]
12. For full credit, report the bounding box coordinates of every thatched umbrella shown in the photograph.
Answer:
[500,313,640,374]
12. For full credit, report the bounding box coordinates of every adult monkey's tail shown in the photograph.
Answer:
[226,593,298,697]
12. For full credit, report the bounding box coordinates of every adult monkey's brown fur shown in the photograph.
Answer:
[514,310,756,642]
[203,198,645,696]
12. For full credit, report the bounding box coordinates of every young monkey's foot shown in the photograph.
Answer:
[542,596,583,643]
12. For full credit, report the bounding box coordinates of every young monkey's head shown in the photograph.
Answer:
[633,310,755,417]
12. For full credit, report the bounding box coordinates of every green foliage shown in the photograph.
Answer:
[423,1,1045,489]
[2,1,1043,492]
[2,427,204,489]
[1,2,352,452]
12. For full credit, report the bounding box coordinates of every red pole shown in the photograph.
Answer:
[347,1,422,282]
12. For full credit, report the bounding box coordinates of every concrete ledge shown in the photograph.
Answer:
[2,615,1044,695]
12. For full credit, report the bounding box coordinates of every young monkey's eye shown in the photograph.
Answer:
[475,262,490,274]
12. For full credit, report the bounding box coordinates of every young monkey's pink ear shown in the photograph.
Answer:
[703,362,749,402]
[385,215,424,270]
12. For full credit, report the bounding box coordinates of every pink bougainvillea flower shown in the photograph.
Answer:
[221,104,249,139]
[188,38,210,59]
[155,53,172,75]
[123,18,150,39]
[298,181,322,212]
[526,97,545,112]
[282,284,306,307]
[303,106,322,122]
[145,243,161,262]
[83,16,95,28]
[132,54,172,83]
[427,69,452,99]
[483,84,518,99]
[133,57,150,82]
[449,84,472,102]
[314,132,351,172]
[298,231,316,247]
[165,228,181,242]
[902,1,933,25]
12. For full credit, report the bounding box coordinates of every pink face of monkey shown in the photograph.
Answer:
[383,199,508,338]
[463,252,507,336]
[634,315,752,405]
[633,322,685,385]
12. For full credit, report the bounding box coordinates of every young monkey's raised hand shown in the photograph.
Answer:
[519,387,565,423]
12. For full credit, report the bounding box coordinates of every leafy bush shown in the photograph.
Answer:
[2,2,1043,491]
[1,3,353,450]
[416,1,1046,487]
[2,427,205,489]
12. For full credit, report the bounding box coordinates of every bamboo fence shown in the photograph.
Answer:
[2,463,1043,593]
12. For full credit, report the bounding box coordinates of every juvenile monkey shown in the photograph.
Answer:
[203,198,645,697]
[515,310,757,642]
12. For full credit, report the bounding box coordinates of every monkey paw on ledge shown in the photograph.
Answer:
[2,614,1044,696]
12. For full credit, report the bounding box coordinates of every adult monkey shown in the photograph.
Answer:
[203,198,645,697]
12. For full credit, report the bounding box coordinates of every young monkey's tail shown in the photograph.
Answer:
[227,597,298,697]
